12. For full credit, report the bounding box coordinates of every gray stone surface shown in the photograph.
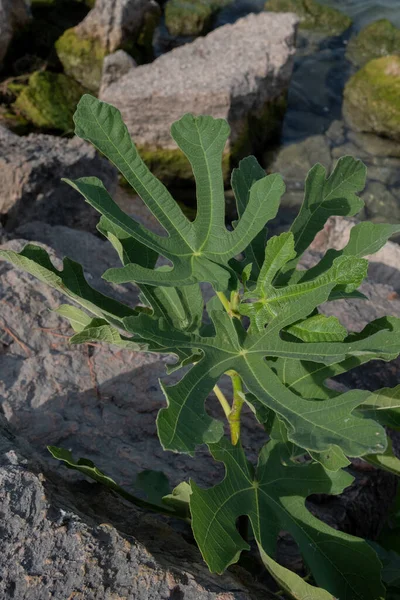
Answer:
[77,0,160,53]
[0,0,31,66]
[100,49,137,93]
[100,12,298,154]
[0,414,269,600]
[0,127,117,231]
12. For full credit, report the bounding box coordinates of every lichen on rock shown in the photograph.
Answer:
[346,19,400,67]
[265,0,351,35]
[343,55,400,142]
[165,0,231,37]
[55,27,106,92]
[13,70,86,133]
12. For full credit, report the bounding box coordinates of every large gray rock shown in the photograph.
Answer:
[0,415,269,600]
[0,127,118,231]
[0,0,31,67]
[76,0,160,54]
[100,12,298,182]
[55,0,160,91]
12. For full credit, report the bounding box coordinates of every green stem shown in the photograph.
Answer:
[213,384,231,419]
[216,291,232,314]
[226,370,244,445]
[216,291,240,318]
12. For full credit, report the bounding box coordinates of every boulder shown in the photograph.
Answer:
[346,19,400,67]
[100,12,298,183]
[13,71,85,133]
[165,0,232,37]
[265,0,351,35]
[0,127,117,231]
[100,49,137,94]
[55,0,161,92]
[343,55,400,141]
[0,0,31,67]
[0,415,269,600]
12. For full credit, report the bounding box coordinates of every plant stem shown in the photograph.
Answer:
[213,384,231,419]
[216,291,232,314]
[226,370,244,445]
[216,291,240,318]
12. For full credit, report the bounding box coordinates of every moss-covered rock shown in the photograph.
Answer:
[165,0,232,37]
[346,19,400,67]
[343,55,400,141]
[265,0,351,35]
[55,28,106,92]
[13,71,85,132]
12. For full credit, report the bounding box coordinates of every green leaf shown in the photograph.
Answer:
[162,481,192,518]
[240,235,367,331]
[190,438,385,600]
[47,446,177,516]
[289,156,366,261]
[258,547,335,600]
[0,244,136,328]
[125,308,399,457]
[134,470,171,508]
[230,156,268,281]
[55,304,92,333]
[309,445,351,471]
[365,438,400,476]
[69,95,285,290]
[357,384,400,430]
[286,314,347,343]
[69,318,145,350]
[290,221,400,288]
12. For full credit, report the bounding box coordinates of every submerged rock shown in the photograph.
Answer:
[13,71,85,133]
[265,0,351,35]
[0,0,31,67]
[346,19,400,68]
[343,55,400,141]
[55,0,160,91]
[100,12,298,183]
[0,127,117,230]
[165,0,232,37]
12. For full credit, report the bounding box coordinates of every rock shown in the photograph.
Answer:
[264,0,351,35]
[100,12,298,183]
[309,216,400,291]
[0,127,117,231]
[165,0,232,37]
[56,0,161,91]
[343,55,400,141]
[346,18,400,68]
[0,0,31,67]
[13,71,85,133]
[363,180,400,223]
[268,135,331,209]
[0,416,269,600]
[100,50,137,94]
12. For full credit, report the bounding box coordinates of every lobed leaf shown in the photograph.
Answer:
[190,438,385,599]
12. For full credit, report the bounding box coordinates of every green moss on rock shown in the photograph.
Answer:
[165,0,232,37]
[343,55,400,141]
[55,27,106,92]
[265,0,351,35]
[346,19,400,67]
[14,71,85,132]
